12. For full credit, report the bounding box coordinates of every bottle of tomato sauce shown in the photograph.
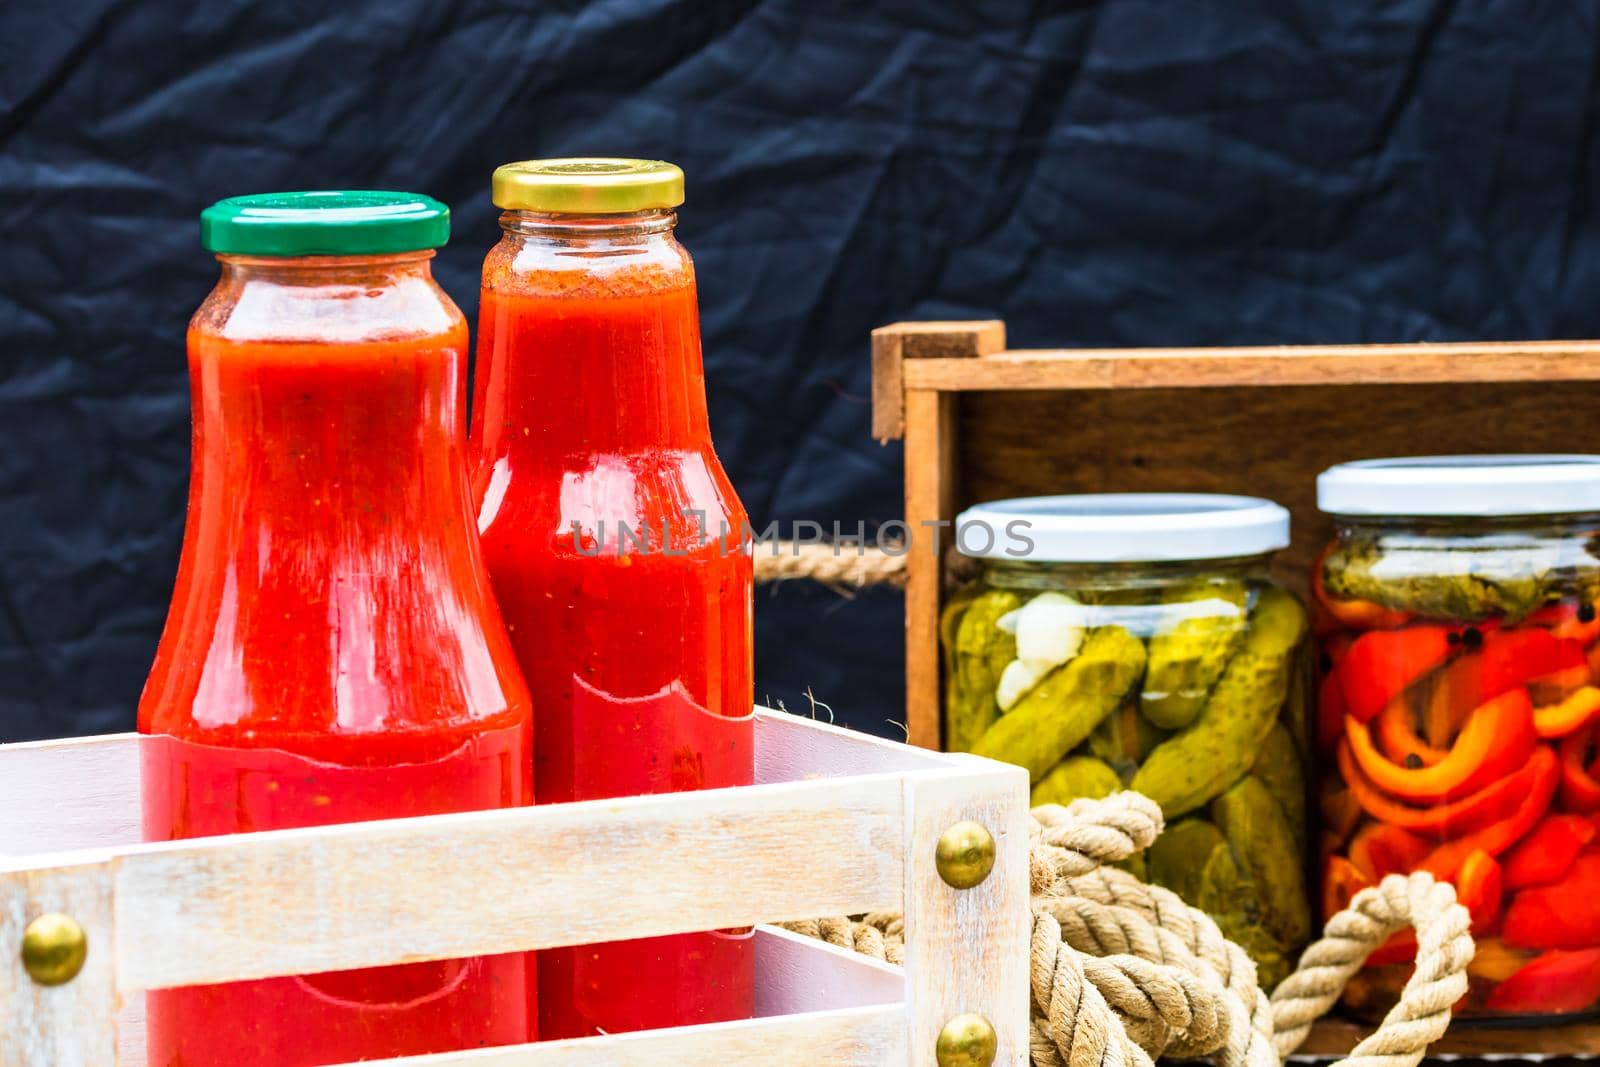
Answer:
[139,192,534,1065]
[469,159,755,1038]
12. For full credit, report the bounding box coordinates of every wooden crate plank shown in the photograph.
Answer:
[0,859,118,1067]
[327,1004,906,1067]
[903,339,1600,392]
[0,711,946,859]
[0,735,140,856]
[903,389,960,749]
[872,321,1004,441]
[1293,1016,1600,1059]
[106,771,911,992]
[900,759,1031,1067]
[754,708,955,782]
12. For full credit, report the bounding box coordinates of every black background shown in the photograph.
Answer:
[4,1,1599,743]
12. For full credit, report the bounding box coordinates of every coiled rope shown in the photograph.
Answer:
[762,543,1472,1064]
[785,793,1472,1067]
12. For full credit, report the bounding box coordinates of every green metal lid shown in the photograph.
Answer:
[199,191,451,256]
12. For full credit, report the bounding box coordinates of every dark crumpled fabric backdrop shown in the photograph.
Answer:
[3,1,1598,742]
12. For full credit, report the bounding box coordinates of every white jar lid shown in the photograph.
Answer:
[954,493,1290,562]
[1317,455,1600,517]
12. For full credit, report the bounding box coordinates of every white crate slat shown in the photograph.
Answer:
[116,770,910,991]
[0,859,118,1066]
[338,1004,908,1067]
[901,761,1032,1066]
[0,733,141,855]
[0,710,1031,1066]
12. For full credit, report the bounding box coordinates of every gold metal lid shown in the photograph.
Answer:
[491,158,685,214]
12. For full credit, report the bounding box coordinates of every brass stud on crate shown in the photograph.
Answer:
[934,819,995,889]
[21,913,88,986]
[936,1012,998,1067]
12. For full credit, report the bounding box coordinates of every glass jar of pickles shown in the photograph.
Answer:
[943,494,1311,987]
[1315,456,1600,1021]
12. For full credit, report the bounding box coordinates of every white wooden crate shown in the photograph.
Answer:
[0,710,1031,1066]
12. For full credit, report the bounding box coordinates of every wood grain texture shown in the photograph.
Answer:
[1292,1017,1600,1059]
[904,389,960,748]
[329,1004,907,1067]
[0,859,118,1067]
[954,382,1600,596]
[903,340,1600,392]
[872,325,907,442]
[899,321,1006,361]
[0,734,140,855]
[900,759,1031,1067]
[112,771,908,991]
[872,321,1005,441]
[754,707,953,782]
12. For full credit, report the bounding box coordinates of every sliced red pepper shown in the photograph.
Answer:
[1366,930,1418,967]
[1336,738,1550,836]
[1348,822,1432,882]
[1528,664,1595,707]
[1375,695,1448,767]
[1503,851,1600,950]
[1469,937,1537,983]
[1534,685,1600,738]
[1348,687,1536,803]
[1560,723,1600,813]
[1311,547,1414,632]
[1337,624,1458,725]
[1455,849,1503,936]
[1419,745,1559,882]
[1319,779,1363,842]
[1422,629,1586,745]
[1502,815,1598,889]
[1318,669,1348,753]
[1323,854,1369,921]
[1485,947,1600,1015]
[1536,599,1600,646]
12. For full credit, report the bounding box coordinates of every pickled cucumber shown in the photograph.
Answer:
[1251,723,1307,853]
[1146,818,1227,902]
[944,590,1020,752]
[1322,535,1555,620]
[939,587,978,655]
[1141,579,1249,729]
[1087,698,1170,779]
[1031,755,1122,806]
[1195,836,1291,990]
[1210,775,1311,948]
[1115,850,1148,881]
[1129,587,1306,817]
[971,626,1146,781]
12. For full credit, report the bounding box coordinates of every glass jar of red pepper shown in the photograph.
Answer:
[1315,456,1600,1021]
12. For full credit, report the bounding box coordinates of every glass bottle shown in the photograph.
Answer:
[140,192,533,1065]
[469,159,755,1039]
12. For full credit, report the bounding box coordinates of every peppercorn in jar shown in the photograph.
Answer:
[1315,456,1600,1021]
[942,494,1312,987]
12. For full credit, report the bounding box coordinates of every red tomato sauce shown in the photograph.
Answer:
[140,325,533,1065]
[471,262,755,1038]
